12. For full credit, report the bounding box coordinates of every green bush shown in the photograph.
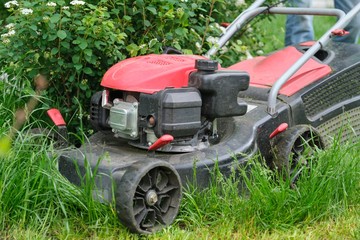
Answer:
[0,0,128,132]
[0,0,268,134]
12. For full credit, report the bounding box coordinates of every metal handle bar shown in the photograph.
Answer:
[206,7,345,57]
[220,0,266,33]
[267,4,360,116]
[206,3,360,116]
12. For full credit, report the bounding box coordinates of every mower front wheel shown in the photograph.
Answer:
[115,160,182,234]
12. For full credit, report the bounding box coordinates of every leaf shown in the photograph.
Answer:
[126,26,135,33]
[79,40,88,50]
[34,53,40,63]
[79,84,87,91]
[123,15,131,21]
[144,20,151,27]
[118,32,127,40]
[148,38,158,48]
[57,30,67,40]
[51,48,59,55]
[48,33,57,41]
[175,28,188,36]
[72,54,80,64]
[61,17,71,24]
[48,23,56,29]
[29,25,37,31]
[94,41,105,49]
[174,43,181,50]
[111,9,120,15]
[58,59,64,66]
[77,26,86,31]
[63,10,71,17]
[72,39,80,45]
[83,49,92,56]
[74,64,83,71]
[84,54,96,64]
[83,67,93,75]
[126,43,139,57]
[68,75,75,83]
[146,6,157,15]
[61,41,70,49]
[50,14,61,24]
[135,0,144,7]
[86,91,91,98]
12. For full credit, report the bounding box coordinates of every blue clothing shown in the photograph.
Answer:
[285,0,360,46]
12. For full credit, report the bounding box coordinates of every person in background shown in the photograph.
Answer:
[285,0,360,46]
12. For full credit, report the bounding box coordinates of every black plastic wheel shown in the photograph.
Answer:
[272,125,324,183]
[115,160,182,234]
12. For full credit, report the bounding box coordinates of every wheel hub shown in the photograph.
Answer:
[145,190,158,206]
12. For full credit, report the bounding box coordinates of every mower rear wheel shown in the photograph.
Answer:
[116,160,182,234]
[272,125,324,184]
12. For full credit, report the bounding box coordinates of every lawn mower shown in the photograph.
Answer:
[47,0,360,234]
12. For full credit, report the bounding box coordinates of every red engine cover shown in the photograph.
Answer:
[102,47,332,97]
[101,54,205,94]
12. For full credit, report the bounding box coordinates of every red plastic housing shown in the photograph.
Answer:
[269,123,289,139]
[101,54,205,94]
[228,46,332,96]
[101,47,331,97]
[148,134,174,151]
[47,108,66,126]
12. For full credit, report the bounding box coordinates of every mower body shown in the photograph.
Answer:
[54,3,360,234]
[60,40,360,184]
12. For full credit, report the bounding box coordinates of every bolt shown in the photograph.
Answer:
[148,116,155,127]
[145,190,158,206]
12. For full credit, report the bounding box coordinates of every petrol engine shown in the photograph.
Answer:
[90,56,250,152]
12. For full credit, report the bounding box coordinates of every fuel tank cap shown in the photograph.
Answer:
[195,59,218,71]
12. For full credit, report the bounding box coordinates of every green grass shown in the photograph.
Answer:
[177,139,359,237]
[0,114,359,239]
[0,127,120,233]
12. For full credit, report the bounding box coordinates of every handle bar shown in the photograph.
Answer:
[206,2,360,116]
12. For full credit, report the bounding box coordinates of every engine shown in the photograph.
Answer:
[90,57,250,152]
